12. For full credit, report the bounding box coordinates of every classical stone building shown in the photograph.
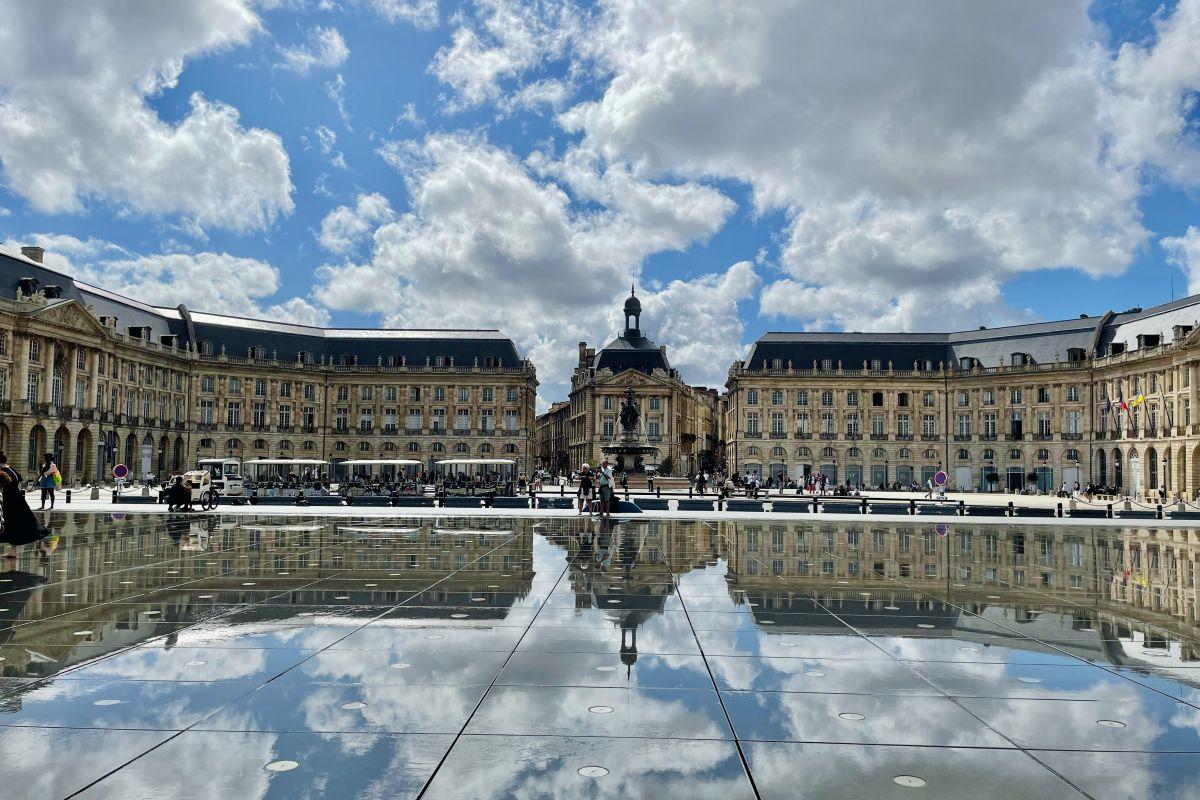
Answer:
[536,290,718,476]
[0,246,537,482]
[726,296,1200,498]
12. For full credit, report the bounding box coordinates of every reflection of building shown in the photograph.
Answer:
[537,290,718,475]
[0,246,538,482]
[724,296,1200,498]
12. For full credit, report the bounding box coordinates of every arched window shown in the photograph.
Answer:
[226,438,242,452]
[503,443,517,454]
[796,446,811,458]
[407,442,420,452]
[847,447,861,458]
[747,446,761,456]
[382,441,396,452]
[253,438,269,450]
[924,449,938,459]
[873,447,886,459]
[454,442,469,453]
[1036,448,1049,461]
[821,446,836,458]
[432,442,445,452]
[480,443,493,453]
[278,440,292,451]
[358,442,371,451]
[303,440,316,451]
[335,441,347,451]
[199,438,215,449]
[957,448,969,460]
[1010,449,1022,460]
[771,446,785,456]
[982,448,995,460]
[898,448,911,459]
[1065,448,1079,462]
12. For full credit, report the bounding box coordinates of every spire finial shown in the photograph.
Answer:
[631,282,635,297]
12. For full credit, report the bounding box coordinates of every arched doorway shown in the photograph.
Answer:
[1112,448,1123,492]
[124,433,136,470]
[75,428,93,482]
[158,435,169,476]
[1128,448,1141,496]
[1097,449,1107,486]
[53,426,70,480]
[140,434,154,479]
[1147,448,1159,491]
[173,437,185,472]
[27,424,46,471]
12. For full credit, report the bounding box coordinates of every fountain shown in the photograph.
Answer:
[601,387,658,473]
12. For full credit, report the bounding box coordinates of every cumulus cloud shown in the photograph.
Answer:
[430,0,582,111]
[358,0,439,29]
[20,233,329,326]
[276,25,349,74]
[317,192,396,254]
[0,0,293,233]
[316,133,745,399]
[1163,227,1200,295]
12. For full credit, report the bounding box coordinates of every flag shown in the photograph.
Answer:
[1129,393,1145,408]
[1116,396,1127,412]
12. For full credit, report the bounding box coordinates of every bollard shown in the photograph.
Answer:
[812,496,820,514]
[908,498,916,515]
[65,489,71,504]
[957,500,965,516]
[1007,501,1014,518]
[656,485,661,498]
[1106,503,1113,519]
[689,486,693,499]
[1056,502,1063,518]
[112,489,118,503]
[560,482,565,496]
[1156,504,1164,520]
[861,497,868,514]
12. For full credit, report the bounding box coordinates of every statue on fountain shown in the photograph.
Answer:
[618,387,639,434]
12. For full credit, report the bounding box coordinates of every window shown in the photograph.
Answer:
[280,382,292,398]
[1037,387,1050,403]
[982,390,995,405]
[897,392,909,407]
[821,358,833,371]
[771,412,785,435]
[252,402,267,427]
[983,412,997,437]
[456,409,470,431]
[796,390,808,406]
[1065,448,1080,461]
[229,378,242,395]
[820,411,835,434]
[871,391,883,406]
[335,407,348,431]
[1010,448,1022,460]
[922,414,935,437]
[846,413,860,436]
[361,386,373,401]
[199,399,215,424]
[1065,410,1081,435]
[226,401,242,426]
[771,390,783,405]
[1036,448,1050,460]
[747,412,759,436]
[1066,386,1079,402]
[506,387,518,403]
[871,414,885,436]
[747,389,758,405]
[255,378,267,396]
[481,409,494,431]
[434,387,445,402]
[1010,388,1022,405]
[201,376,215,393]
[820,390,833,406]
[305,384,317,401]
[649,397,661,411]
[648,419,661,437]
[957,448,969,460]
[0,333,6,356]
[385,386,397,402]
[432,408,445,431]
[603,395,613,410]
[926,392,939,408]
[1037,411,1051,437]
[505,410,518,431]
[409,386,420,401]
[28,338,39,363]
[957,414,971,437]
[302,406,316,429]
[26,372,38,404]
[796,412,811,435]
[896,414,910,437]
[458,387,469,403]
[279,404,292,428]
[482,387,494,403]
[846,390,858,406]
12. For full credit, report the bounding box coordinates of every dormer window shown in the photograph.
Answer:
[482,356,499,368]
[433,355,450,367]
[1136,333,1160,349]
[298,351,314,364]
[1110,342,1126,355]
[1010,352,1031,366]
[199,341,214,356]
[958,356,976,370]
[340,354,356,366]
[249,346,266,360]
[387,355,402,367]
[1066,347,1086,363]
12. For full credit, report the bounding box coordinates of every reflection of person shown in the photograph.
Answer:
[1,452,53,559]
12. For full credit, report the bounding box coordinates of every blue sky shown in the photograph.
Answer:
[2,0,1199,407]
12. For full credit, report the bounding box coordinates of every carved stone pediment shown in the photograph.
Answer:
[30,300,110,338]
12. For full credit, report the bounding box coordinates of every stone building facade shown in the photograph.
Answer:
[0,246,537,483]
[536,290,718,476]
[725,296,1200,499]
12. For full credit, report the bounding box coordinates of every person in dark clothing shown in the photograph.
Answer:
[1,452,52,559]
[37,453,60,510]
[166,476,193,512]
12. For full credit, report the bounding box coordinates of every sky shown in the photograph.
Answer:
[1,0,1200,410]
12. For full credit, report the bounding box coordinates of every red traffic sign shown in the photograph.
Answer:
[113,464,129,480]
[934,470,948,486]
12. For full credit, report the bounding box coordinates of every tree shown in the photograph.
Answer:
[659,455,675,476]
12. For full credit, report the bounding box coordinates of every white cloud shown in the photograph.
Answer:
[359,0,438,29]
[430,0,582,111]
[317,192,395,254]
[313,124,347,169]
[0,0,293,233]
[1163,227,1200,295]
[415,0,1199,335]
[325,73,352,128]
[21,233,329,326]
[276,25,349,74]
[317,133,743,400]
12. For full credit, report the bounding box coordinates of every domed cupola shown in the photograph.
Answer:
[623,285,642,336]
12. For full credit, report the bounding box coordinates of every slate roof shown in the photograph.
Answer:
[0,246,524,365]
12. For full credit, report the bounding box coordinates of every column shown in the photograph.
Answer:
[64,343,79,410]
[40,340,55,404]
[87,348,100,410]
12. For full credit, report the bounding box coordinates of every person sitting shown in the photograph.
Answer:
[166,476,193,512]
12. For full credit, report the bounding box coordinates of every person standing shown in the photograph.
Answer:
[1,452,52,559]
[578,463,595,515]
[37,453,60,510]
[597,459,615,517]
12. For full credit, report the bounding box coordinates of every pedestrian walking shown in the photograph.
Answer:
[37,453,60,510]
[1,452,53,559]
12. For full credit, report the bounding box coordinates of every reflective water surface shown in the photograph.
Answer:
[2,512,1200,798]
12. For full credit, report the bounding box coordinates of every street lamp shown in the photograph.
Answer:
[884,458,889,490]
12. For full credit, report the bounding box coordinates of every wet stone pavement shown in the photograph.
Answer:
[1,513,1200,798]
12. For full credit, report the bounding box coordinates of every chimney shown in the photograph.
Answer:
[21,246,44,263]
[578,341,587,364]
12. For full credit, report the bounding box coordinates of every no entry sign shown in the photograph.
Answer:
[113,463,129,480]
